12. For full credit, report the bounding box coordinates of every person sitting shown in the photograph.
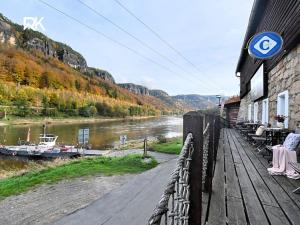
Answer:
[267,132,300,179]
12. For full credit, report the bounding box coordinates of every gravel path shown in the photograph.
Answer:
[0,174,134,225]
[55,156,177,225]
[0,151,177,225]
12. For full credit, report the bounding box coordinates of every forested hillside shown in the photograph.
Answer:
[0,13,187,118]
[0,13,220,120]
[0,46,185,118]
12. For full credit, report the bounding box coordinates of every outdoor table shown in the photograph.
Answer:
[244,123,260,126]
[265,128,289,146]
[244,123,260,131]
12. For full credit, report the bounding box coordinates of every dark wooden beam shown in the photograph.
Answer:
[183,111,203,225]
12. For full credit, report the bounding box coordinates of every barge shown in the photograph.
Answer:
[0,127,81,159]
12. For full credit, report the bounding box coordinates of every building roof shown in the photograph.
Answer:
[224,96,240,107]
[235,0,267,74]
[236,0,300,97]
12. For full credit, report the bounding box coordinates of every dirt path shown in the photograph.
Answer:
[0,152,177,225]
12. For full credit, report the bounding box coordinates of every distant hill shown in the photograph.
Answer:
[117,83,226,110]
[172,94,226,109]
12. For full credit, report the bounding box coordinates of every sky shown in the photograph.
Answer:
[0,0,254,96]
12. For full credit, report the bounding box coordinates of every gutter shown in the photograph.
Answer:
[235,0,268,74]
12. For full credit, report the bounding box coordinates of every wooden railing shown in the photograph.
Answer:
[147,111,224,225]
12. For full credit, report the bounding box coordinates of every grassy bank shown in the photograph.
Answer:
[0,158,69,179]
[0,154,157,199]
[149,138,182,154]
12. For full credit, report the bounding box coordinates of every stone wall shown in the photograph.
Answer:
[238,43,300,129]
[268,43,300,129]
[237,91,252,121]
[225,104,240,128]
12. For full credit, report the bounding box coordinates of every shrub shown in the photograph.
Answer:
[157,135,167,144]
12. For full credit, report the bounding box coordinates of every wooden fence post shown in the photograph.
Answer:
[183,111,203,225]
[214,116,220,161]
[204,114,214,193]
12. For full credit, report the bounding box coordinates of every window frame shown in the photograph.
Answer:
[277,90,289,128]
[262,98,269,124]
[248,104,252,121]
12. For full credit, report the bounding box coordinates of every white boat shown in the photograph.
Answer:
[0,125,78,158]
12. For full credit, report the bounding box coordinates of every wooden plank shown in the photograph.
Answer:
[233,163,269,225]
[225,129,269,225]
[223,130,242,199]
[236,131,300,189]
[201,193,209,225]
[207,132,226,225]
[231,129,300,224]
[233,130,300,207]
[264,205,291,225]
[229,129,279,207]
[227,196,247,225]
[223,130,248,224]
[226,129,243,164]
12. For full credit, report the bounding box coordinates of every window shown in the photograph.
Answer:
[248,104,252,121]
[254,102,258,122]
[277,90,289,128]
[262,98,269,124]
[251,66,264,101]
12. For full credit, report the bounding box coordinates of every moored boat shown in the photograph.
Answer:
[0,125,79,159]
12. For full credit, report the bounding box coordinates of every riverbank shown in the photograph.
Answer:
[148,137,182,154]
[0,115,158,126]
[0,157,70,179]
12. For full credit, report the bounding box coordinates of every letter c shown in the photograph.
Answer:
[259,40,269,50]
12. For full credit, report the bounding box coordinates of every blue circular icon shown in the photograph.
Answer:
[248,32,283,59]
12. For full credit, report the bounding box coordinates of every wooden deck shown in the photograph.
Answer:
[202,128,300,225]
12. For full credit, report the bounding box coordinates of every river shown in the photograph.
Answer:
[0,116,183,149]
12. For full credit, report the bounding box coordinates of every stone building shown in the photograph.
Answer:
[236,0,300,130]
[224,96,240,128]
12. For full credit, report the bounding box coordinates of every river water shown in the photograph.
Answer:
[0,116,182,149]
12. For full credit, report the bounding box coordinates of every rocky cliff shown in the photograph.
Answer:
[149,89,169,97]
[118,83,150,95]
[0,13,87,71]
[0,13,122,81]
[0,16,16,45]
[85,67,115,83]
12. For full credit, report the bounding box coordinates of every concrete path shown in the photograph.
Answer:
[54,153,177,225]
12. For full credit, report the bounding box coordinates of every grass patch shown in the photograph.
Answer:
[0,154,157,199]
[150,138,182,155]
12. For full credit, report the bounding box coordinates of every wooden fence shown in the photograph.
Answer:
[148,111,226,225]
